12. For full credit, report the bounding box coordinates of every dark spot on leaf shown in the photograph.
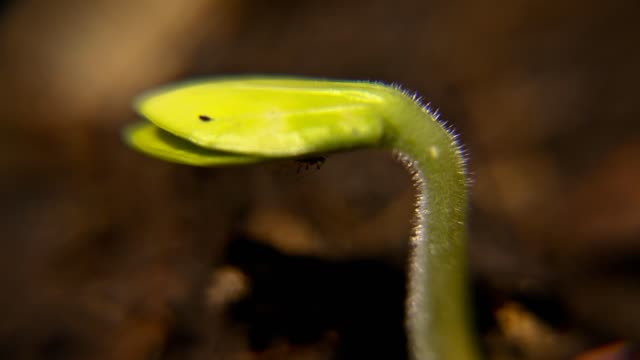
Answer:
[199,115,212,122]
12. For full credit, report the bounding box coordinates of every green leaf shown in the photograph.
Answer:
[123,121,264,166]
[134,77,386,157]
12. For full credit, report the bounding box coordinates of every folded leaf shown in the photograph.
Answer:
[134,77,386,157]
[123,121,264,166]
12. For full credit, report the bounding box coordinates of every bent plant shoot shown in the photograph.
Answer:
[123,77,480,360]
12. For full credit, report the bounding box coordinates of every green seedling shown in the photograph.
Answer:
[123,76,480,360]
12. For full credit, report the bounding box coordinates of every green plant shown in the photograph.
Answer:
[123,76,480,360]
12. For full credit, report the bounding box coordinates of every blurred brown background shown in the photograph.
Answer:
[1,0,639,359]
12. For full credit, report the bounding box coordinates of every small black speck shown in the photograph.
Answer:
[199,115,212,122]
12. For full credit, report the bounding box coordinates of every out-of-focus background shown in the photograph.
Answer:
[1,0,639,359]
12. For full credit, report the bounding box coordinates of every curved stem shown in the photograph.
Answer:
[382,92,480,360]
